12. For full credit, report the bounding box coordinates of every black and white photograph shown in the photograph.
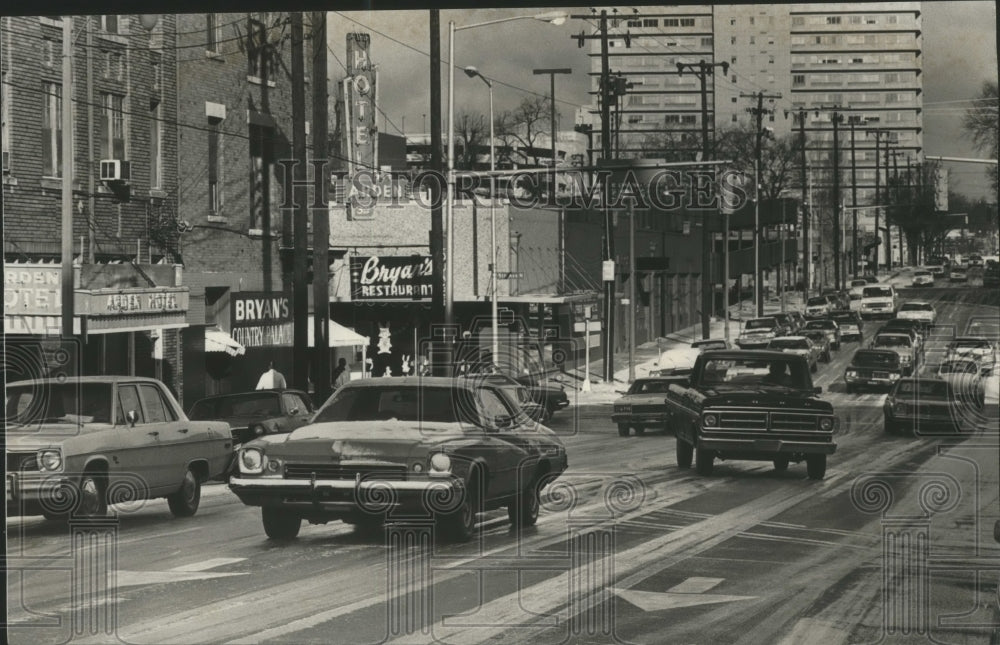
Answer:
[3,3,999,643]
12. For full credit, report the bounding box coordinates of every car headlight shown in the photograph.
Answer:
[252,424,267,436]
[239,448,265,474]
[900,355,912,364]
[845,370,857,378]
[429,452,451,474]
[37,449,62,472]
[703,413,719,427]
[265,458,283,474]
[818,417,834,432]
[889,373,900,380]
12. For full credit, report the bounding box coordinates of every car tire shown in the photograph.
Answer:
[73,471,108,518]
[773,457,790,472]
[676,437,693,469]
[167,468,202,518]
[695,445,714,476]
[634,426,646,436]
[810,360,818,373]
[823,350,832,362]
[508,478,541,530]
[617,424,630,437]
[806,455,827,480]
[441,474,480,543]
[262,506,301,540]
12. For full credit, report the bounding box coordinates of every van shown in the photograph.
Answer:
[859,285,898,320]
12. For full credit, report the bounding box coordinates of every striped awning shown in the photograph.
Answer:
[205,326,246,357]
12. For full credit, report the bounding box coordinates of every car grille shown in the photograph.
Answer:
[873,371,891,379]
[7,452,38,472]
[284,464,408,481]
[631,405,665,414]
[715,411,826,433]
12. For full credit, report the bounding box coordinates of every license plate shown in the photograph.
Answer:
[753,440,782,452]
[867,380,881,386]
[6,474,15,502]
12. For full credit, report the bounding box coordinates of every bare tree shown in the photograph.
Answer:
[496,96,552,167]
[715,125,799,201]
[454,111,487,170]
[961,80,999,197]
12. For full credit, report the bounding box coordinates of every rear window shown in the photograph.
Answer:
[899,303,932,312]
[804,320,834,330]
[874,335,911,348]
[628,380,673,394]
[896,380,949,398]
[807,297,828,306]
[939,361,979,375]
[745,318,777,330]
[852,351,900,368]
[863,287,893,298]
[769,339,808,349]
[190,393,282,419]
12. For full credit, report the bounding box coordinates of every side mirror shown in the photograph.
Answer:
[126,410,139,427]
[289,407,299,415]
[494,415,513,429]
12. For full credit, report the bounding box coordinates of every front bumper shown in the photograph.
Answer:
[860,308,894,320]
[611,412,669,425]
[6,473,73,516]
[229,475,465,516]
[698,437,837,456]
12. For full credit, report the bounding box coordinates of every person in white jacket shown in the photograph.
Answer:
[256,361,287,390]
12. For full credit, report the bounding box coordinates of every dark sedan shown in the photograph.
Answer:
[188,389,315,446]
[883,378,973,436]
[514,374,570,421]
[845,349,904,393]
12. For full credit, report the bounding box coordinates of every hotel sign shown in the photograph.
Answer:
[342,32,378,220]
[4,264,62,315]
[231,292,293,348]
[350,255,433,301]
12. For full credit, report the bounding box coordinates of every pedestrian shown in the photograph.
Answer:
[256,361,287,390]
[331,358,350,390]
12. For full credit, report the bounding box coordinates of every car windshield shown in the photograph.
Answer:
[900,303,932,312]
[939,361,979,375]
[312,386,482,424]
[952,267,967,273]
[6,383,114,425]
[852,351,900,368]
[831,314,857,324]
[701,356,812,390]
[804,320,833,330]
[769,339,808,349]
[807,297,828,306]
[896,380,949,398]
[874,335,911,348]
[628,379,674,394]
[914,271,931,277]
[863,287,893,298]
[745,319,776,330]
[803,332,827,342]
[952,339,991,349]
[191,393,282,419]
[851,280,868,287]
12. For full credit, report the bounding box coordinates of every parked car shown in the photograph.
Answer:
[968,254,984,267]
[801,330,833,363]
[911,270,935,287]
[871,332,918,375]
[983,262,1000,288]
[806,296,833,319]
[801,318,842,350]
[949,266,969,283]
[513,373,570,421]
[229,377,568,541]
[926,256,949,276]
[665,351,837,479]
[945,336,998,369]
[6,376,233,519]
[767,336,822,373]
[612,377,686,436]
[883,378,972,436]
[848,278,869,301]
[736,317,784,349]
[844,349,904,393]
[822,290,850,310]
[860,285,899,320]
[459,374,546,424]
[862,274,880,284]
[189,389,315,446]
[653,346,702,377]
[691,338,732,352]
[829,310,864,342]
[896,301,937,328]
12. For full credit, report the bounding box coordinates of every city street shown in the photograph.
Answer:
[7,270,999,645]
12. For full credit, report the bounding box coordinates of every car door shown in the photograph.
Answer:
[469,388,527,500]
[281,392,314,432]
[136,383,186,494]
[112,383,166,496]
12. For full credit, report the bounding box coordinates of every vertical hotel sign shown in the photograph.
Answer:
[344,33,378,220]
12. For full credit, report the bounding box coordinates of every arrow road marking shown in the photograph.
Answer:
[614,577,756,612]
[116,557,248,588]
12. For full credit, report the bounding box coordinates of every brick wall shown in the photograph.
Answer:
[2,16,178,261]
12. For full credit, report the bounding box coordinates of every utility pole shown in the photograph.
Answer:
[884,137,894,272]
[743,90,781,316]
[311,11,330,403]
[786,108,811,299]
[61,15,75,343]
[848,116,863,278]
[682,59,729,334]
[815,106,844,291]
[291,12,309,389]
[533,68,572,205]
[891,150,902,267]
[866,127,891,274]
[429,11,445,372]
[571,10,618,381]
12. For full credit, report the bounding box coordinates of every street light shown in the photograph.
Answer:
[446,11,569,328]
[463,66,499,366]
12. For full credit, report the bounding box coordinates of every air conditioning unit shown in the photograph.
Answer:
[100,159,131,182]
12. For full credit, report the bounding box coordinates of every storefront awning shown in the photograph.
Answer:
[307,316,370,348]
[205,327,246,357]
[478,292,601,305]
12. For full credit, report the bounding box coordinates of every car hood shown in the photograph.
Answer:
[204,414,284,428]
[897,312,932,320]
[700,387,832,412]
[740,329,775,336]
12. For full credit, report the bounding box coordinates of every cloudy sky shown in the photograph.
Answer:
[328,2,998,200]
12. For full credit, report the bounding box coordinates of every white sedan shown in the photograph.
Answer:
[945,337,998,368]
[937,358,987,404]
[911,270,935,287]
[896,301,937,327]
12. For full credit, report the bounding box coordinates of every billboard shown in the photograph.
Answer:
[350,255,433,301]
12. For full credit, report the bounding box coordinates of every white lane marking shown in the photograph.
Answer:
[116,569,247,588]
[666,576,724,594]
[615,588,755,612]
[171,557,246,572]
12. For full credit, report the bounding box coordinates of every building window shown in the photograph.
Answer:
[112,51,123,81]
[680,18,694,27]
[731,97,737,103]
[2,71,11,173]
[41,82,62,176]
[100,93,126,160]
[701,37,712,47]
[850,16,862,25]
[249,124,272,230]
[826,16,842,25]
[731,36,736,45]
[731,56,737,64]
[768,55,775,64]
[732,114,738,122]
[642,18,658,28]
[749,36,755,44]
[885,73,899,83]
[151,52,162,91]
[627,20,641,28]
[887,15,898,24]
[662,18,678,28]
[730,18,736,26]
[247,18,268,78]
[792,16,804,26]
[101,15,120,34]
[43,38,55,67]
[206,14,221,52]
[150,103,161,188]
[749,17,755,25]
[793,74,805,86]
[731,75,736,83]
[208,118,221,213]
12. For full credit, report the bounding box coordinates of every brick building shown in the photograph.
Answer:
[2,15,187,397]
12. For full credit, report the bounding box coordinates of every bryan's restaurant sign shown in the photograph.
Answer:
[231,292,293,348]
[350,255,433,301]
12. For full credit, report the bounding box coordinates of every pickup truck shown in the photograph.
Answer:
[665,350,837,480]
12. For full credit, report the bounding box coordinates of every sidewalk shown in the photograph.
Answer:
[551,270,901,403]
